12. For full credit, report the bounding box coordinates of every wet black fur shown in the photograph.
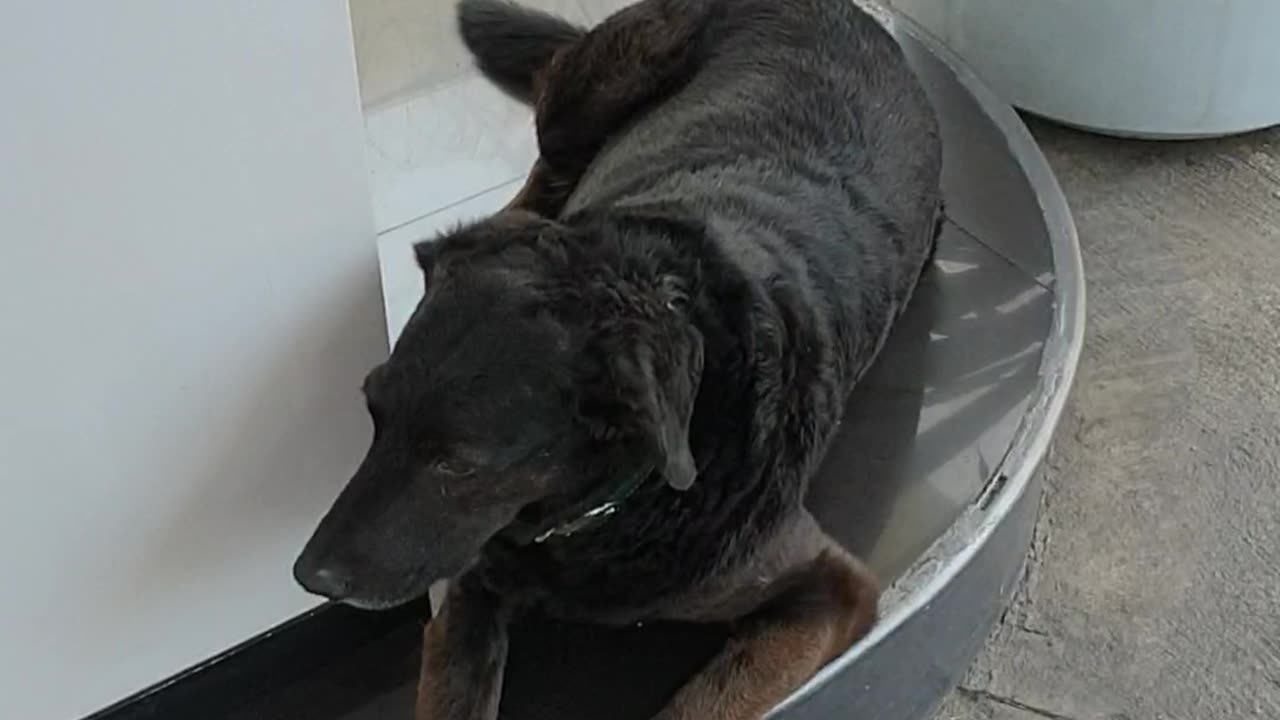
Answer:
[296,0,943,628]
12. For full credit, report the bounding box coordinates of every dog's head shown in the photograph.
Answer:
[293,211,704,609]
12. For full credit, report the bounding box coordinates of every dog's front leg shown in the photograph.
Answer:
[416,573,509,720]
[654,545,880,720]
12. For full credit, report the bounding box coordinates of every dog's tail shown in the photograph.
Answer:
[457,0,585,105]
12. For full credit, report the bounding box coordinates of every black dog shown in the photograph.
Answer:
[294,1,942,718]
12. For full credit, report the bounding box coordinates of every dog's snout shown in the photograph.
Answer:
[293,556,353,600]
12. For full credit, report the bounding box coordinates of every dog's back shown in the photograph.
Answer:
[569,0,942,395]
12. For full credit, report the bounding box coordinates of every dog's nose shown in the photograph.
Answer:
[293,558,352,600]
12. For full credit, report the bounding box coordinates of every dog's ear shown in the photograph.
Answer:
[413,240,438,276]
[607,286,704,491]
[457,0,585,105]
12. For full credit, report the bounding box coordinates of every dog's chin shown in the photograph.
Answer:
[335,563,463,611]
[337,577,435,611]
[338,594,423,612]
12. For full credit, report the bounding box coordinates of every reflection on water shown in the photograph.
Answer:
[808,222,1052,583]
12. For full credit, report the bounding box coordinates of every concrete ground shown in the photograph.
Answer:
[937,121,1280,720]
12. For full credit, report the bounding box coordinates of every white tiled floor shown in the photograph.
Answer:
[363,75,534,232]
[350,0,636,234]
[352,0,596,112]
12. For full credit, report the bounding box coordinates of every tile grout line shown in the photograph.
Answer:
[948,215,1057,292]
[375,175,525,238]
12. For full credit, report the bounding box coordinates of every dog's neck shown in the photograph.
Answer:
[507,464,654,545]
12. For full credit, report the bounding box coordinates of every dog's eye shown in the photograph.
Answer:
[431,458,475,477]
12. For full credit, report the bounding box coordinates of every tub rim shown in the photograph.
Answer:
[772,12,1086,715]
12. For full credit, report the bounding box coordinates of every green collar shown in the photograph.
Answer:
[532,466,653,543]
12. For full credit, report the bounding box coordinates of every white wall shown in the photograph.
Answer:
[0,2,385,718]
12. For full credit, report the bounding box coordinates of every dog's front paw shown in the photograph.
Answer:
[415,578,510,720]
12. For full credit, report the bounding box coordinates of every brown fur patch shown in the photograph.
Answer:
[654,548,880,720]
[416,579,510,720]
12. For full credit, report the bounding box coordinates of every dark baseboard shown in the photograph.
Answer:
[82,598,431,720]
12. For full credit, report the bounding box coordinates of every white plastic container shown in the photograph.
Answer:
[891,0,1280,138]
